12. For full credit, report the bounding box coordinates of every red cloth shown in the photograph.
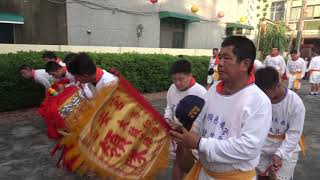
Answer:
[214,55,219,65]
[38,85,78,139]
[95,67,104,83]
[189,77,196,87]
[216,70,255,94]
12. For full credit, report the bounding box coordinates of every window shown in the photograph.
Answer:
[306,6,314,18]
[290,5,320,20]
[290,7,301,21]
[270,1,286,21]
[314,6,320,18]
[160,18,185,48]
[304,21,320,30]
[226,28,233,36]
[0,23,14,43]
[236,28,243,35]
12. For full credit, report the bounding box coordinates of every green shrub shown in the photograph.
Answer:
[0,51,209,111]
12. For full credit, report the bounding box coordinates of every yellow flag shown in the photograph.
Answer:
[59,71,171,179]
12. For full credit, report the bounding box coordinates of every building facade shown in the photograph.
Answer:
[1,0,263,49]
[268,0,320,57]
[0,0,67,45]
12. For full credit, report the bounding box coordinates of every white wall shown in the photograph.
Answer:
[66,0,260,49]
[66,0,160,47]
[185,21,225,49]
[66,0,224,49]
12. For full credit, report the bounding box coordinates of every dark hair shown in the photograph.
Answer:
[45,61,62,73]
[290,49,298,54]
[255,66,279,90]
[169,59,192,75]
[213,48,219,51]
[63,53,77,65]
[221,36,256,74]
[272,47,279,51]
[19,64,32,71]
[67,53,96,76]
[313,40,320,55]
[42,51,57,59]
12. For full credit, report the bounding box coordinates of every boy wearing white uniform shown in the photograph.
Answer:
[42,51,66,67]
[306,49,320,95]
[207,48,219,89]
[164,59,206,180]
[264,48,286,77]
[165,59,207,122]
[286,50,306,92]
[19,65,52,90]
[67,53,118,98]
[170,36,272,180]
[45,61,75,84]
[255,67,305,180]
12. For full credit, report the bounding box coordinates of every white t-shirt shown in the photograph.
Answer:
[33,69,52,89]
[193,83,272,173]
[286,58,306,78]
[254,60,264,71]
[164,83,207,121]
[307,56,320,72]
[208,56,215,70]
[86,69,118,97]
[56,58,66,67]
[262,89,305,160]
[264,55,286,75]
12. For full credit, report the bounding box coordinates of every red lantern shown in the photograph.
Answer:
[150,0,158,4]
[218,11,224,18]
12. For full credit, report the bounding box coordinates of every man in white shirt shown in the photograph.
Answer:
[207,48,219,89]
[67,53,118,98]
[19,65,53,90]
[255,67,305,180]
[42,51,66,67]
[286,50,306,92]
[306,48,320,95]
[45,61,75,85]
[164,59,206,179]
[264,48,286,78]
[170,36,272,180]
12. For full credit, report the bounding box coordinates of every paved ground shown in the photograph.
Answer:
[0,81,319,179]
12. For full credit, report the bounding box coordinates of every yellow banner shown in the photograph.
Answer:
[60,75,171,179]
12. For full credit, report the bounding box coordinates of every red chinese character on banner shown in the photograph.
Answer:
[88,127,99,139]
[143,137,153,148]
[125,149,148,168]
[143,119,153,129]
[81,134,90,148]
[129,110,140,120]
[98,112,111,126]
[100,130,132,157]
[117,119,130,130]
[151,126,160,136]
[110,96,124,110]
[128,127,142,138]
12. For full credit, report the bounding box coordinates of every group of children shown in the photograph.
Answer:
[19,37,310,180]
[206,45,320,96]
[167,36,306,180]
[20,51,118,102]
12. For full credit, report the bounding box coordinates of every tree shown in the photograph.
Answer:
[260,22,289,59]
